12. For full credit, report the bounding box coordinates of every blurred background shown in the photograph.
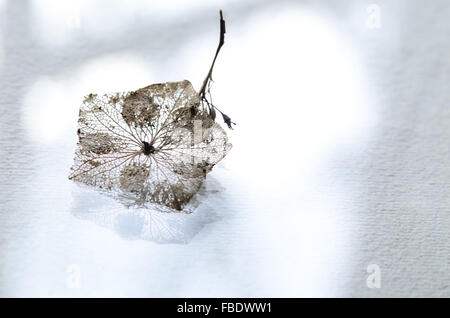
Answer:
[0,0,449,297]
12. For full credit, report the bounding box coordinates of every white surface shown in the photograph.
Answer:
[0,0,449,297]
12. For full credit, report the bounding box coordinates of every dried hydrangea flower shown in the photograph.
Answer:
[69,10,233,212]
[69,80,231,211]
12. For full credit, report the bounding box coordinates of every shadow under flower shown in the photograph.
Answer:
[70,176,225,244]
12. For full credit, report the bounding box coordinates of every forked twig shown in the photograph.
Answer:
[199,10,235,129]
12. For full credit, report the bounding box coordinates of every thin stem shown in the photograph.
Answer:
[199,10,225,100]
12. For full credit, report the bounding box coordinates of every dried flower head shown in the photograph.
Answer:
[69,80,231,211]
[69,10,234,212]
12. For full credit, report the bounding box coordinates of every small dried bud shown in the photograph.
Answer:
[209,106,216,121]
[221,113,235,129]
[190,105,198,117]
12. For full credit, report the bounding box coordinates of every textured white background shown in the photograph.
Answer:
[0,0,449,297]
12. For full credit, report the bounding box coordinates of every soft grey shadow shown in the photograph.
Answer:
[70,176,225,244]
